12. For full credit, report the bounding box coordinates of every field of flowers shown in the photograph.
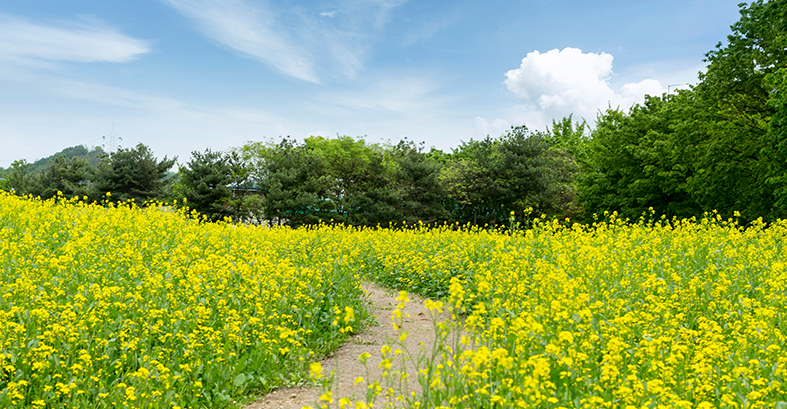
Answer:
[336,215,787,408]
[0,192,369,408]
[3,191,787,408]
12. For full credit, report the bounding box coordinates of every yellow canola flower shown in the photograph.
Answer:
[309,362,324,379]
[3,191,787,408]
[319,391,334,403]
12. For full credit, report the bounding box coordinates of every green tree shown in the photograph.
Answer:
[491,126,557,221]
[439,138,497,225]
[178,149,236,221]
[304,136,398,226]
[223,151,262,223]
[766,67,787,213]
[31,155,91,200]
[440,127,578,226]
[6,160,32,195]
[25,145,105,174]
[578,94,702,221]
[545,114,591,166]
[389,140,446,225]
[92,143,176,203]
[257,138,333,227]
[687,0,787,220]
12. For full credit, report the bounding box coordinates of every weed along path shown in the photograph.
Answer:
[245,282,448,409]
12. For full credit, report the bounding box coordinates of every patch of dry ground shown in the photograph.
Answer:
[245,281,447,409]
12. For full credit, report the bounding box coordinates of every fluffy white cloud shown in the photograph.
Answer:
[503,47,664,126]
[0,14,150,67]
[620,79,664,101]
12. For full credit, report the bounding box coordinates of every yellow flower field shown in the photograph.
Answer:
[341,215,787,408]
[2,191,787,408]
[0,192,367,408]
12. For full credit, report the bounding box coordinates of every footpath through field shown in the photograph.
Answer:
[245,281,447,409]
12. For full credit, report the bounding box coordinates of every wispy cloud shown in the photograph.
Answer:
[48,79,282,126]
[369,0,408,29]
[312,74,452,116]
[0,14,150,69]
[0,73,284,162]
[162,0,318,83]
[161,0,407,82]
[402,11,461,46]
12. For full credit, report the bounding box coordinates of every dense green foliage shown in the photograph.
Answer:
[578,0,787,223]
[230,129,571,227]
[175,149,259,222]
[4,143,175,203]
[1,146,106,199]
[91,144,176,203]
[0,145,105,176]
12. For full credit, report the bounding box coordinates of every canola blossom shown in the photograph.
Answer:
[2,191,787,408]
[340,215,787,408]
[0,192,367,408]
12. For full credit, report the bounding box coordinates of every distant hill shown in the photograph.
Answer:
[0,146,178,183]
[0,145,106,176]
[30,145,106,173]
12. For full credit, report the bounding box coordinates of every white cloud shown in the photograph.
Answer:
[14,74,281,125]
[313,75,446,115]
[276,123,288,136]
[620,79,663,101]
[503,47,665,127]
[0,77,286,167]
[369,0,408,29]
[0,14,150,68]
[162,0,318,83]
[472,117,510,139]
[162,0,407,82]
[402,12,460,46]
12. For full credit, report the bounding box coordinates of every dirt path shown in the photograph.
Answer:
[244,282,445,409]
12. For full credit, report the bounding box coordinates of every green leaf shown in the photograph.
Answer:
[233,373,247,388]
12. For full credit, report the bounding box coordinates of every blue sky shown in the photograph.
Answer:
[0,0,741,168]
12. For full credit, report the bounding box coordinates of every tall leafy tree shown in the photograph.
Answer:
[578,0,787,222]
[687,0,787,220]
[766,67,787,213]
[439,138,497,225]
[304,136,398,226]
[545,114,591,166]
[440,127,577,226]
[579,94,702,221]
[491,126,557,221]
[92,143,176,203]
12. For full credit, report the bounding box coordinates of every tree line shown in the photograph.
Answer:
[2,0,784,226]
[179,127,581,227]
[2,144,176,205]
[0,124,582,227]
